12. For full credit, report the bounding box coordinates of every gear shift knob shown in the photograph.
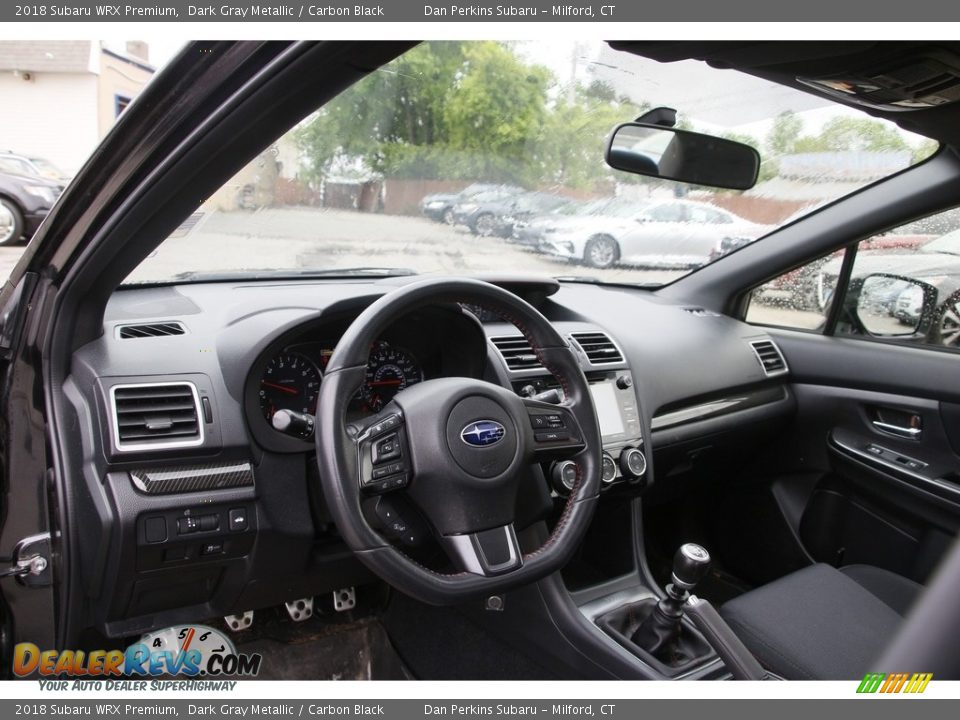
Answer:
[671,543,711,591]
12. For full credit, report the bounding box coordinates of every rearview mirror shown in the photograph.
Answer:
[606,123,761,191]
[855,273,938,337]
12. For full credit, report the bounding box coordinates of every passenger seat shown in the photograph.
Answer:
[720,563,923,679]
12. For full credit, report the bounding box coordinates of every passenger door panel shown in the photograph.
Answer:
[768,329,960,583]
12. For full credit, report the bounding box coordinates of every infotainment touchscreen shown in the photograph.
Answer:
[589,382,625,438]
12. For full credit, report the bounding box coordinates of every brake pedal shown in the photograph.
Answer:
[285,597,314,622]
[332,586,356,612]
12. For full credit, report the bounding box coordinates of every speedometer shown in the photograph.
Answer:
[259,351,321,422]
[362,342,423,412]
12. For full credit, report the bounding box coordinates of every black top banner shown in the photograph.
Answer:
[3,0,959,22]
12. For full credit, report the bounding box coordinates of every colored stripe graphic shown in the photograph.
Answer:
[857,673,886,693]
[857,672,932,694]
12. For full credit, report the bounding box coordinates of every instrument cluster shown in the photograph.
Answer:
[258,340,425,425]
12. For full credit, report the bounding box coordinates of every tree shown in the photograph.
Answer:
[766,111,803,156]
[442,43,551,184]
[913,138,940,163]
[535,84,645,190]
[295,42,472,182]
[794,117,912,154]
[295,41,655,191]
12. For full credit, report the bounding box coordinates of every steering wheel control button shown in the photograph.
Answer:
[373,433,401,464]
[535,430,570,443]
[371,463,406,481]
[364,473,409,495]
[530,413,567,430]
[367,414,402,439]
[228,508,248,532]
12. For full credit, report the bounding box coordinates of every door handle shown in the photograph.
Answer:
[872,420,922,439]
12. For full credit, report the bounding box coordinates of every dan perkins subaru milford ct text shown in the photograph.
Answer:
[423,4,616,16]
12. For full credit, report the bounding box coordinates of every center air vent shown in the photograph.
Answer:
[111,382,203,451]
[117,322,185,339]
[491,336,544,372]
[571,332,623,365]
[750,340,788,376]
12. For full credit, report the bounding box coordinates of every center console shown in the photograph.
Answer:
[479,322,767,680]
[489,327,648,496]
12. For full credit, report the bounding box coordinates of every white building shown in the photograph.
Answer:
[0,41,155,175]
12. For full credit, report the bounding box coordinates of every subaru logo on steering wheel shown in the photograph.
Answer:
[461,420,506,447]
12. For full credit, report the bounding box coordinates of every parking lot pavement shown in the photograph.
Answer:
[0,246,25,283]
[748,303,824,330]
[124,207,686,286]
[0,214,831,334]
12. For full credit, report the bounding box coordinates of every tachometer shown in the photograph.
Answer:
[259,351,321,422]
[362,342,423,412]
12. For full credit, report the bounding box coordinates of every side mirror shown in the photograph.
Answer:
[854,273,938,337]
[606,123,760,191]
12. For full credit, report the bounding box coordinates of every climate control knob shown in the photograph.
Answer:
[551,460,579,493]
[619,446,647,480]
[601,453,618,485]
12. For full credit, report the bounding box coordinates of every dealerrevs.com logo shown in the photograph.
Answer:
[14,625,262,679]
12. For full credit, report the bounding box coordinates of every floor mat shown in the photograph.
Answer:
[231,612,411,680]
[383,592,558,680]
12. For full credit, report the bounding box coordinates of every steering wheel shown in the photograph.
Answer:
[315,278,602,605]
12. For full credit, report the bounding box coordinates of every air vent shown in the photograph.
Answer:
[571,332,624,365]
[117,322,185,339]
[111,382,203,451]
[750,340,788,376]
[491,336,545,372]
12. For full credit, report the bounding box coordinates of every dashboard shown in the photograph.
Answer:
[62,276,794,638]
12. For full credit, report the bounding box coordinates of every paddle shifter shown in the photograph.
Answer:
[631,543,711,656]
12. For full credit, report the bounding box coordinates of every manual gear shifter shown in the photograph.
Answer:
[631,543,711,660]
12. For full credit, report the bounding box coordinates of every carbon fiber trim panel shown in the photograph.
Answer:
[130,462,254,494]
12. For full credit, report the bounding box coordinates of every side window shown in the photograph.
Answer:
[746,249,842,331]
[746,207,960,352]
[838,215,960,351]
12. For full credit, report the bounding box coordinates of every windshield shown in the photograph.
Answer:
[124,41,936,287]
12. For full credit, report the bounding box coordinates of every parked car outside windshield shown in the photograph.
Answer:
[122,41,935,287]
